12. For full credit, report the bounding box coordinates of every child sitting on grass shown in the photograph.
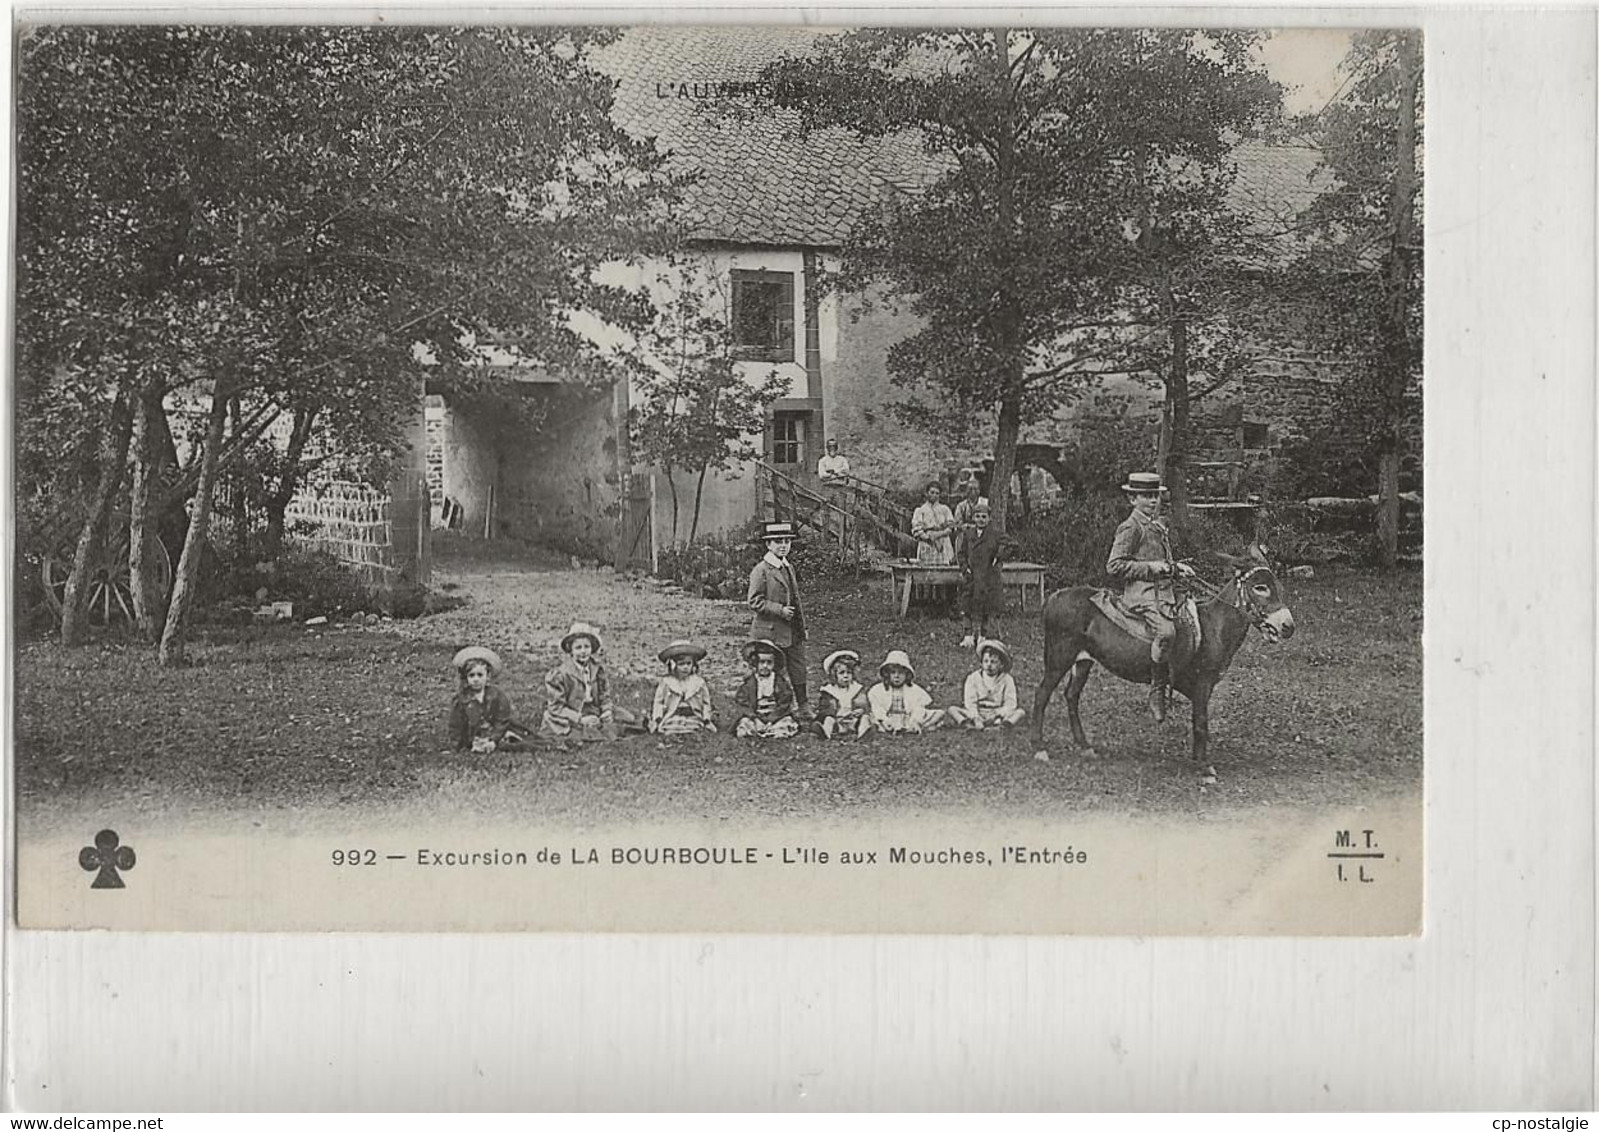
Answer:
[448,646,523,753]
[947,640,1027,730]
[815,649,873,739]
[733,639,800,739]
[649,640,716,736]
[867,650,945,735]
[540,622,640,741]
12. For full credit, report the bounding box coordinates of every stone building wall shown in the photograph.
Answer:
[497,384,622,559]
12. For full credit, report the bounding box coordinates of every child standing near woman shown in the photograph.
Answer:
[958,501,1005,649]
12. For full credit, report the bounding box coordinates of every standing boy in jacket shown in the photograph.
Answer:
[746,521,812,720]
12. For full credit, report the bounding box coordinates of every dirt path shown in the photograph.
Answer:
[388,563,759,689]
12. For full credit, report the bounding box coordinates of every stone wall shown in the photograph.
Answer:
[497,384,622,559]
[438,397,500,533]
[824,286,994,497]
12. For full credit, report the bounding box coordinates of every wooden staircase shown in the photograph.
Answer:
[755,462,917,557]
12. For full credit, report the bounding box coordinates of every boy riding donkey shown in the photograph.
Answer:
[1106,472,1198,722]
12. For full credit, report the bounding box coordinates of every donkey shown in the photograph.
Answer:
[1030,545,1295,764]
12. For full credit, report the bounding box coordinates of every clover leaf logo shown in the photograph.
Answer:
[79,829,136,889]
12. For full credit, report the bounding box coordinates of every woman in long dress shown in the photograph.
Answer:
[912,482,957,564]
[911,482,958,614]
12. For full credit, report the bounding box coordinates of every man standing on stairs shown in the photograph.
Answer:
[817,438,850,483]
[747,521,813,721]
[817,438,852,546]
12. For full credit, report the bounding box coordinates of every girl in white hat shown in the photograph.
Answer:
[867,650,946,735]
[816,649,873,739]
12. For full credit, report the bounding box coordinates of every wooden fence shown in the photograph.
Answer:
[284,481,397,584]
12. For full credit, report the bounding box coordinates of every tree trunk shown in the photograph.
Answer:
[128,387,169,643]
[1375,33,1420,569]
[227,394,250,558]
[687,464,709,548]
[158,375,232,667]
[987,28,1026,537]
[60,388,136,645]
[664,463,680,548]
[1163,304,1192,537]
[989,392,1023,537]
[263,405,317,559]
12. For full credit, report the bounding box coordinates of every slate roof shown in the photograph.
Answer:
[1227,139,1333,239]
[595,27,934,247]
[595,28,1332,252]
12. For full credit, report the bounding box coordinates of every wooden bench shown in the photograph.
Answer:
[887,560,1047,618]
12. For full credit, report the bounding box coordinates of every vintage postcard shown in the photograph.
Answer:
[11,22,1424,934]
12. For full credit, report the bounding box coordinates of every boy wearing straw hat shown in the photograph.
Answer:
[448,645,519,752]
[1107,472,1197,722]
[947,640,1026,730]
[747,521,813,720]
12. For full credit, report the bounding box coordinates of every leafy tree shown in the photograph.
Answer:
[762,28,1280,532]
[1291,30,1423,566]
[15,26,673,657]
[627,272,786,548]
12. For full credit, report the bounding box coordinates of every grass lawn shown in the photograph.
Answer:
[13,564,1421,826]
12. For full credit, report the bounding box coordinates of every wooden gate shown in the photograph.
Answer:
[616,480,653,572]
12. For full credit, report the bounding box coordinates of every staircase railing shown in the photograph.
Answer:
[755,461,918,556]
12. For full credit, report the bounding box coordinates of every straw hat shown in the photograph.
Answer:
[560,622,603,654]
[976,639,1013,672]
[742,638,786,665]
[452,645,502,677]
[878,649,916,681]
[1121,472,1165,495]
[762,521,797,542]
[823,649,861,675]
[658,639,707,665]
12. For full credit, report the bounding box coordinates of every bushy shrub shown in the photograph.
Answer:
[789,537,861,587]
[1256,502,1382,567]
[381,579,429,620]
[1009,493,1126,589]
[656,519,866,597]
[1266,432,1377,502]
[657,521,767,599]
[1065,401,1159,496]
[1172,511,1252,566]
[242,547,374,618]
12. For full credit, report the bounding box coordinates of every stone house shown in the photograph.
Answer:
[422,27,1374,564]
